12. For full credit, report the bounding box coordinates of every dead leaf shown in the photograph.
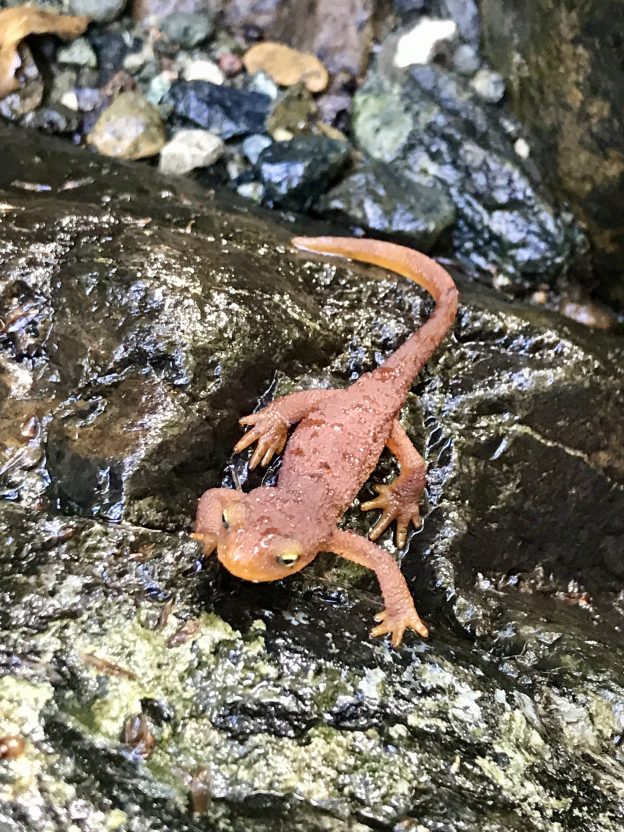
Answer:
[243,42,329,93]
[0,6,89,99]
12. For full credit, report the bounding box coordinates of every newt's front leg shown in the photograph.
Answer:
[362,419,426,547]
[327,529,428,646]
[234,389,333,469]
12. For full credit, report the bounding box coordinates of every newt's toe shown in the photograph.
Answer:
[370,606,429,646]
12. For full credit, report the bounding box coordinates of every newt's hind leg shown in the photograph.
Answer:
[234,389,333,469]
[361,419,426,548]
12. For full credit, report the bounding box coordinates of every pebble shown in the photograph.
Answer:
[145,72,173,105]
[247,71,279,101]
[161,12,213,48]
[87,91,166,159]
[453,43,480,76]
[470,68,506,103]
[218,52,242,78]
[243,42,329,93]
[21,103,80,134]
[68,0,128,23]
[57,37,97,69]
[241,134,272,165]
[394,18,457,67]
[158,128,224,175]
[182,59,224,85]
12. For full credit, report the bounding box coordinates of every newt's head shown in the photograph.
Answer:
[196,487,322,582]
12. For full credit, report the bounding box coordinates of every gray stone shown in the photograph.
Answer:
[161,11,214,48]
[242,133,272,165]
[453,42,480,75]
[56,36,97,68]
[158,128,224,175]
[164,80,271,139]
[470,67,505,103]
[67,0,127,23]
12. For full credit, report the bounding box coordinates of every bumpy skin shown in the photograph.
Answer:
[195,237,458,647]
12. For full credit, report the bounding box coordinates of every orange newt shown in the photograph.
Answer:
[194,237,458,646]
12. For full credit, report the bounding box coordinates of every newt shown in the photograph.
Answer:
[194,237,458,646]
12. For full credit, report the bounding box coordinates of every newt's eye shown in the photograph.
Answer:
[221,511,230,530]
[276,552,300,567]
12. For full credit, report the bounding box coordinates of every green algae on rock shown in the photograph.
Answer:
[1,124,624,832]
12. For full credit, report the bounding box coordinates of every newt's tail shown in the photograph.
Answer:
[291,236,458,383]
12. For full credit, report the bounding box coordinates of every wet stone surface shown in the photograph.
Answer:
[353,60,586,289]
[1,125,624,832]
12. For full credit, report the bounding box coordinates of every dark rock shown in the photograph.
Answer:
[316,159,455,250]
[1,124,624,832]
[161,11,213,48]
[164,80,271,139]
[353,62,586,288]
[88,29,140,86]
[21,104,80,135]
[481,0,624,306]
[256,135,350,210]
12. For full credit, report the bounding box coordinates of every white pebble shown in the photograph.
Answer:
[394,18,457,68]
[182,59,224,85]
[159,129,224,176]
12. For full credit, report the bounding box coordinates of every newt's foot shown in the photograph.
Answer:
[370,606,429,647]
[361,480,422,548]
[190,532,217,556]
[233,407,288,469]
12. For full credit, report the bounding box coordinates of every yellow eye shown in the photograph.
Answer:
[276,552,300,567]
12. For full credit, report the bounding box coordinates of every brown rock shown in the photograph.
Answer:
[0,6,89,99]
[87,91,166,160]
[243,42,328,93]
[225,0,374,77]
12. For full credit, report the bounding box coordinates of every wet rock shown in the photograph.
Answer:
[20,103,80,134]
[453,42,480,76]
[158,128,224,175]
[481,0,624,306]
[1,124,624,832]
[87,91,166,159]
[256,135,350,210]
[353,62,585,287]
[56,35,97,68]
[67,0,127,22]
[316,160,455,250]
[161,11,213,48]
[164,80,271,139]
